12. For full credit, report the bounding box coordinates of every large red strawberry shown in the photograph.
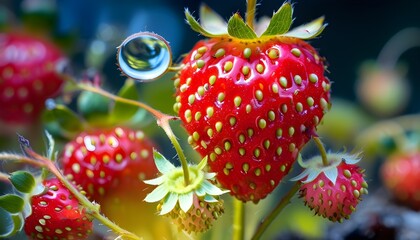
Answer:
[0,32,66,124]
[24,178,93,240]
[292,153,368,222]
[381,151,420,210]
[60,126,158,202]
[173,4,331,202]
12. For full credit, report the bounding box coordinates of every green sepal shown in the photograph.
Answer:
[227,13,257,39]
[185,8,223,38]
[282,16,327,39]
[199,4,228,35]
[42,103,84,138]
[9,171,36,194]
[153,150,175,174]
[0,195,25,214]
[109,79,144,124]
[261,2,293,36]
[0,208,24,238]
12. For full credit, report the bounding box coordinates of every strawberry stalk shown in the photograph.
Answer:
[313,137,329,166]
[251,182,302,240]
[232,198,245,240]
[246,0,257,29]
[76,83,191,186]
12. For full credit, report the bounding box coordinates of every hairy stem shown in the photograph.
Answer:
[0,172,11,183]
[76,83,190,186]
[232,198,245,240]
[251,182,301,240]
[27,150,141,240]
[0,153,46,168]
[159,118,190,185]
[313,137,329,166]
[246,0,257,29]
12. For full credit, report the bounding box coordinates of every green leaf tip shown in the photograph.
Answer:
[262,2,293,36]
[153,150,175,174]
[185,8,224,38]
[227,13,257,39]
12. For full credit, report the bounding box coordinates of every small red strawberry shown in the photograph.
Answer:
[24,178,93,240]
[0,32,67,124]
[381,151,420,210]
[60,127,158,202]
[292,153,368,222]
[174,4,331,202]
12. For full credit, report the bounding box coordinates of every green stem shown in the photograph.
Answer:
[246,0,257,29]
[159,118,190,186]
[313,137,329,166]
[232,198,245,240]
[251,182,301,240]
[27,150,142,240]
[77,83,190,186]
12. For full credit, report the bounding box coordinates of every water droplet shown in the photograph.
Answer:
[117,32,172,82]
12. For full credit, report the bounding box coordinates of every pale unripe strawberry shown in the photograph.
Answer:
[292,153,368,222]
[160,195,224,233]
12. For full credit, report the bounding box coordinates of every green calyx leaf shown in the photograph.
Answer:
[262,2,293,36]
[227,13,257,39]
[9,171,36,194]
[153,150,175,174]
[0,208,24,238]
[199,4,228,35]
[0,195,25,214]
[185,8,225,38]
[282,16,327,39]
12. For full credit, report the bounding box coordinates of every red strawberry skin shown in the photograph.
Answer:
[0,33,66,124]
[174,37,331,202]
[381,151,420,210]
[24,178,93,240]
[60,127,158,202]
[300,161,367,222]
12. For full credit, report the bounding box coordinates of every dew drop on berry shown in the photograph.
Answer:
[117,32,172,82]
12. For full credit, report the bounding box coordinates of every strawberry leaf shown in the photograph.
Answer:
[178,192,193,213]
[282,16,327,39]
[0,209,23,238]
[227,13,257,39]
[0,195,24,214]
[109,79,144,123]
[160,192,178,215]
[144,184,169,203]
[9,171,35,194]
[185,8,222,38]
[261,2,293,36]
[42,102,84,137]
[78,91,111,125]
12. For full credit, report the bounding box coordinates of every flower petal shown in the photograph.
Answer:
[153,150,175,174]
[178,192,194,213]
[144,184,168,203]
[143,175,165,185]
[160,192,178,215]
